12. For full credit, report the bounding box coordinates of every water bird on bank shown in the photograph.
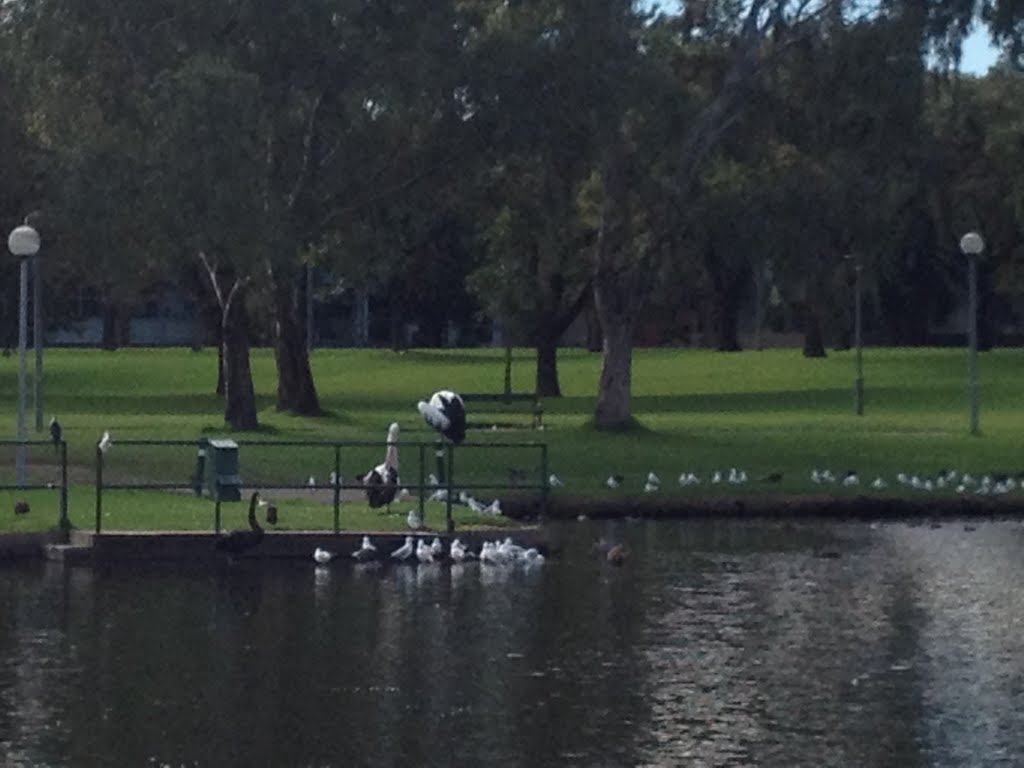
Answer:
[416,539,434,564]
[644,472,660,493]
[14,500,29,515]
[49,417,62,452]
[215,491,265,555]
[842,471,859,487]
[313,547,334,564]
[257,496,278,525]
[548,474,564,488]
[307,475,316,489]
[430,537,444,557]
[450,538,471,562]
[98,431,112,453]
[364,422,400,509]
[391,536,415,561]
[871,477,887,490]
[417,390,467,444]
[606,474,624,489]
[407,508,423,530]
[352,535,377,561]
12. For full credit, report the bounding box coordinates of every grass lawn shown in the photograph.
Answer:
[0,345,1020,532]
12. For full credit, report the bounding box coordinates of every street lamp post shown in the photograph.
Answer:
[959,231,984,435]
[8,224,41,487]
[845,254,864,416]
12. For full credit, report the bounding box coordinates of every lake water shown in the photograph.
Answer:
[1,518,1023,767]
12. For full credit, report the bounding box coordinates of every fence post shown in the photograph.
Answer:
[94,445,103,534]
[540,442,549,518]
[418,443,426,528]
[333,445,341,534]
[214,497,222,534]
[58,441,69,538]
[445,443,454,534]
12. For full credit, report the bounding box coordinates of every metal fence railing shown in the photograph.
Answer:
[0,439,69,533]
[93,438,548,535]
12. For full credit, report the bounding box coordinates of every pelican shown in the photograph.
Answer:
[98,431,112,453]
[391,536,415,561]
[364,423,400,509]
[352,535,377,562]
[313,547,334,564]
[215,491,265,555]
[417,390,466,444]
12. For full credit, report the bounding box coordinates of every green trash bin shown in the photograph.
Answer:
[205,438,241,501]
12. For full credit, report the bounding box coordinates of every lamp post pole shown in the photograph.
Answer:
[845,254,864,415]
[33,254,43,431]
[8,224,40,488]
[16,256,29,486]
[959,232,984,435]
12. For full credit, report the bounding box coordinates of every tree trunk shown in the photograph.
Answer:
[222,289,258,430]
[271,269,321,415]
[388,288,403,351]
[535,331,561,398]
[715,281,743,352]
[101,301,120,350]
[802,303,827,358]
[593,315,634,428]
[215,335,225,396]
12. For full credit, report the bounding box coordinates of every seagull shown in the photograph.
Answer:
[352,536,377,561]
[646,471,661,486]
[417,390,467,444]
[484,499,501,516]
[313,547,334,564]
[416,539,434,564]
[98,431,112,453]
[871,477,887,489]
[49,417,62,452]
[430,537,444,557]
[548,474,564,488]
[450,538,470,562]
[307,475,316,489]
[407,508,423,530]
[466,496,487,514]
[427,473,439,487]
[842,471,859,487]
[643,477,659,493]
[712,470,722,484]
[391,536,415,561]
[607,474,624,489]
[363,422,400,509]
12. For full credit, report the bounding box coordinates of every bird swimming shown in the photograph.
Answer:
[313,547,334,564]
[417,390,466,444]
[364,422,400,509]
[215,491,265,555]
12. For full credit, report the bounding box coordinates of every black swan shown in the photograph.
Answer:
[215,491,265,555]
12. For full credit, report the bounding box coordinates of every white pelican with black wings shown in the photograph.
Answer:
[363,422,400,509]
[417,390,466,444]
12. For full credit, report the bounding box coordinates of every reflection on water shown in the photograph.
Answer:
[2,520,1024,766]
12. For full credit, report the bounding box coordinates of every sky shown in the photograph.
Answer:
[960,27,1001,74]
